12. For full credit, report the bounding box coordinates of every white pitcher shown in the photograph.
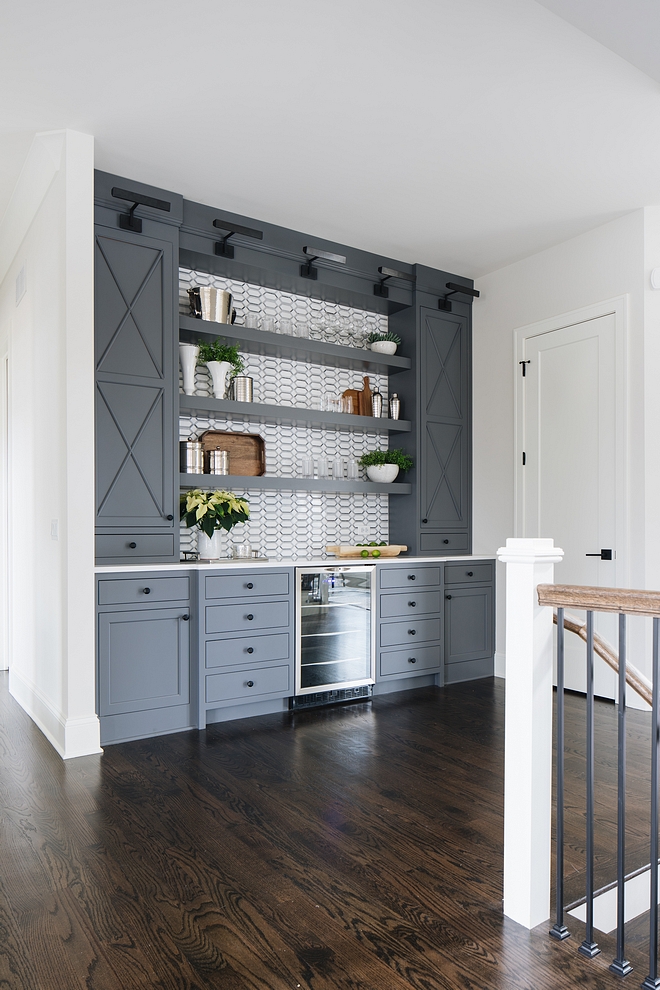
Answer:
[179,343,199,395]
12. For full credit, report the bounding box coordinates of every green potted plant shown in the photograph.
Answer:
[197,338,245,399]
[180,488,250,559]
[359,448,413,483]
[365,330,401,356]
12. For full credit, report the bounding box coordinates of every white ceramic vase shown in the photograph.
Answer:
[206,360,232,399]
[197,528,224,559]
[366,463,400,483]
[370,340,398,355]
[179,343,199,395]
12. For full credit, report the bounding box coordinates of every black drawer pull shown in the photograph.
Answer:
[422,518,428,524]
[246,680,255,688]
[408,629,416,636]
[467,571,473,577]
[443,539,449,544]
[246,613,254,621]
[182,614,190,621]
[246,582,254,589]
[408,574,416,581]
[165,514,174,521]
[446,595,452,600]
[408,601,416,607]
[408,657,417,664]
[128,542,137,549]
[143,587,151,595]
[246,647,254,654]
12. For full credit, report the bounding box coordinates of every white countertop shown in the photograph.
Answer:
[95,554,496,573]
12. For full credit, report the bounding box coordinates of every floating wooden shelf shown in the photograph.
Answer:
[179,473,412,495]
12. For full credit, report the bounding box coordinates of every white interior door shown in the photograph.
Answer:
[520,313,620,699]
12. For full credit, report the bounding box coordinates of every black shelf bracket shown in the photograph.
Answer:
[213,219,263,259]
[438,281,480,312]
[374,266,416,298]
[111,187,171,234]
[300,245,346,280]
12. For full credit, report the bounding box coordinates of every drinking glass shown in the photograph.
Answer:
[279,319,294,335]
[316,456,330,478]
[245,312,260,329]
[341,395,354,414]
[262,316,275,333]
[295,323,310,339]
[300,456,314,478]
[347,458,359,479]
[332,455,344,479]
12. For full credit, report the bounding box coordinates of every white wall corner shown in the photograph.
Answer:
[494,651,506,678]
[9,666,102,758]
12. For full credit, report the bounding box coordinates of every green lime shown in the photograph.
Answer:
[360,549,369,558]
[371,549,381,558]
[369,541,378,546]
[379,541,387,546]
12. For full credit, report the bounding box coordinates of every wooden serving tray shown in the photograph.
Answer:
[326,545,408,558]
[199,430,266,476]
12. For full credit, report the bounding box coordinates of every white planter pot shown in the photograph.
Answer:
[206,360,232,399]
[197,529,224,559]
[179,343,199,395]
[370,340,398,355]
[366,464,400,483]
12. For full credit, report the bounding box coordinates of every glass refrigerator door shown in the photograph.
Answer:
[296,567,375,694]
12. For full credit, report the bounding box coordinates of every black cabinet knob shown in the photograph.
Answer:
[246,613,254,621]
[467,571,473,577]
[408,574,416,581]
[446,595,452,600]
[408,629,416,636]
[246,680,254,688]
[408,657,417,664]
[128,542,137,549]
[422,518,428,524]
[246,647,254,654]
[246,582,254,589]
[143,587,151,595]
[182,614,190,621]
[408,601,416,607]
[165,514,174,521]
[443,539,449,545]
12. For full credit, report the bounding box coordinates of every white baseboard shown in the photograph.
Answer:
[9,667,102,759]
[495,651,506,678]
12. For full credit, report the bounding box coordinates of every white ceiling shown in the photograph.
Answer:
[1,0,659,277]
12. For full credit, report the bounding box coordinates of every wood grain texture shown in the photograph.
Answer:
[538,582,660,617]
[0,671,651,989]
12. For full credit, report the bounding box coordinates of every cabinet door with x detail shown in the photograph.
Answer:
[419,308,470,533]
[95,224,177,535]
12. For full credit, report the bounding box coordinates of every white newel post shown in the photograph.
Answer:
[496,537,564,930]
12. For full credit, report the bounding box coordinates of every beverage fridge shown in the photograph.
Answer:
[295,566,375,696]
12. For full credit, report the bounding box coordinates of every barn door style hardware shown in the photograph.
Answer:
[373,266,416,298]
[438,281,480,312]
[300,246,347,280]
[111,187,171,233]
[585,549,615,560]
[519,360,531,377]
[213,219,263,259]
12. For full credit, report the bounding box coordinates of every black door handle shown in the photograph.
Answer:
[408,629,416,635]
[443,539,449,544]
[408,574,416,581]
[585,549,614,560]
[246,647,254,654]
[182,614,190,621]
[165,514,174,521]
[422,518,428,524]
[446,595,452,600]
[246,680,254,688]
[128,542,137,549]
[246,582,254,589]
[143,587,151,595]
[408,601,416,607]
[408,657,417,664]
[467,571,473,577]
[246,613,254,621]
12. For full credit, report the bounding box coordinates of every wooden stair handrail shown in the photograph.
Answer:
[538,583,660,617]
[549,609,652,707]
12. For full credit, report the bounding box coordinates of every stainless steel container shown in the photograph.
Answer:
[389,393,401,420]
[180,439,204,474]
[232,375,253,402]
[207,448,229,475]
[371,388,383,418]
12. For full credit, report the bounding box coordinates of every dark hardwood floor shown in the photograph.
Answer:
[0,670,655,989]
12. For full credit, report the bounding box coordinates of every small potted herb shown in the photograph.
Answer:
[359,448,414,483]
[197,339,245,399]
[366,330,401,356]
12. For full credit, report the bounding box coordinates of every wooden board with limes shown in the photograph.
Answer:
[325,544,408,559]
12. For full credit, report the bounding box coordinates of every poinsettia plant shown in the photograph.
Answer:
[180,489,250,538]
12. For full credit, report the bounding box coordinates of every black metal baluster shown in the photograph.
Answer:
[642,617,660,990]
[550,607,570,941]
[610,613,632,976]
[579,610,600,958]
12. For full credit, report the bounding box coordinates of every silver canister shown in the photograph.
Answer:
[371,388,383,418]
[180,439,204,474]
[389,393,401,420]
[232,375,253,402]
[206,448,229,475]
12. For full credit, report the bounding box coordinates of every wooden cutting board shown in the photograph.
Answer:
[199,430,266,476]
[326,545,408,558]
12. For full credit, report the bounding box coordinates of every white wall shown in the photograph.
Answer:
[0,129,100,758]
[473,210,648,678]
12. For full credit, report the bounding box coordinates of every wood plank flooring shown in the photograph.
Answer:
[0,671,654,989]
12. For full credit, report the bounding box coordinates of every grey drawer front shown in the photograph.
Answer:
[206,600,290,635]
[379,566,441,590]
[205,571,289,600]
[99,576,190,606]
[380,617,441,648]
[205,663,290,704]
[379,591,442,619]
[206,633,290,669]
[444,562,493,585]
[420,533,469,552]
[380,645,441,677]
[96,534,175,559]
